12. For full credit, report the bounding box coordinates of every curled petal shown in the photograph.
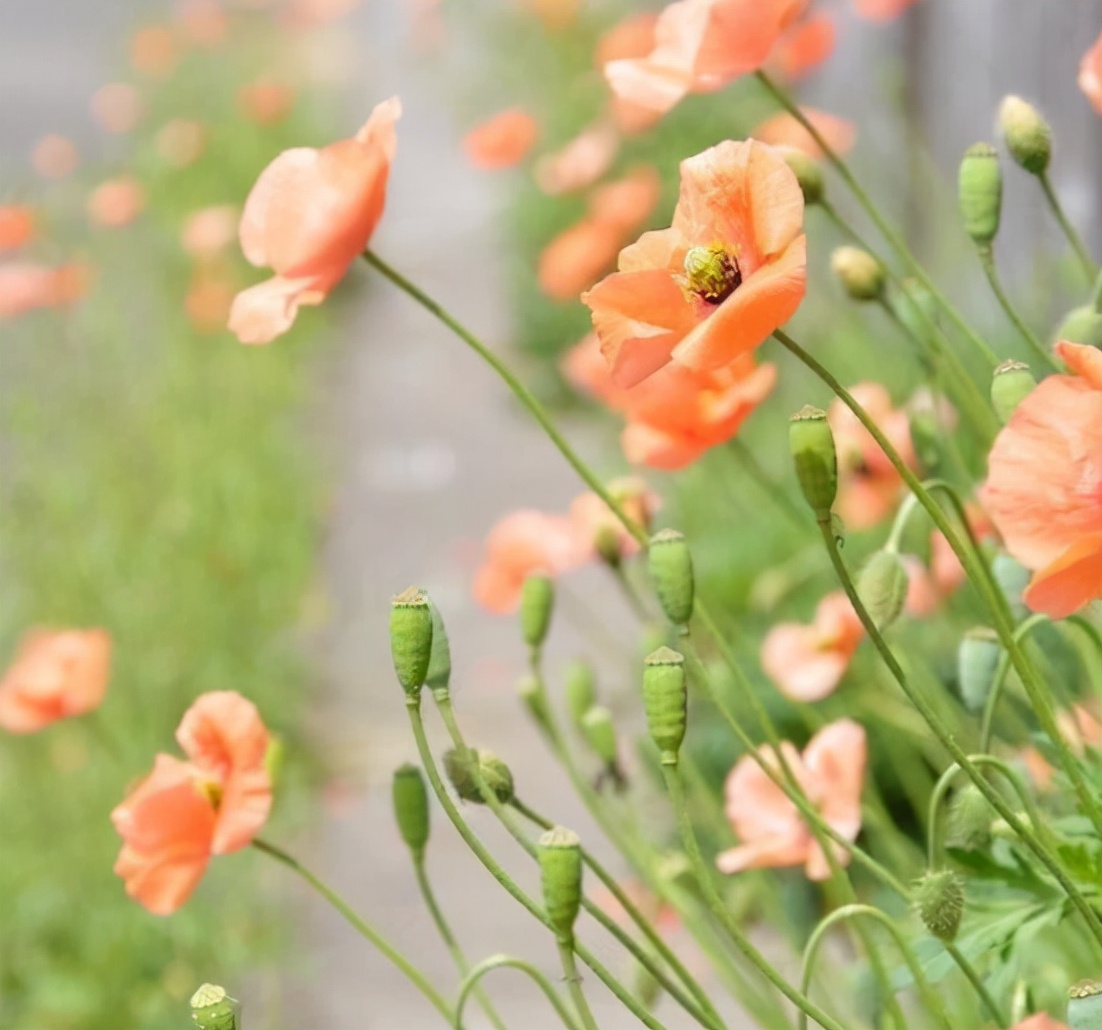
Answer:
[228,275,327,345]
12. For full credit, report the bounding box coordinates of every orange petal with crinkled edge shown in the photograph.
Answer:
[1023,535,1102,619]
[1081,31,1102,115]
[753,107,856,158]
[228,275,327,345]
[1056,339,1102,388]
[761,622,850,702]
[463,107,539,170]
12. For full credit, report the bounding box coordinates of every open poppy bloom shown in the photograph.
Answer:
[583,139,805,388]
[0,629,111,734]
[717,719,866,880]
[112,691,272,915]
[462,107,539,170]
[229,96,400,345]
[752,107,856,158]
[980,341,1102,619]
[1080,31,1102,115]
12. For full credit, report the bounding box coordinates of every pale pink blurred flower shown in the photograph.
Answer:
[156,118,207,166]
[535,121,620,196]
[176,0,229,47]
[283,0,363,28]
[181,205,239,258]
[31,135,80,179]
[87,176,146,228]
[1081,32,1102,114]
[463,108,540,170]
[130,25,179,78]
[753,107,856,157]
[238,80,296,125]
[0,263,88,317]
[568,479,657,563]
[902,555,940,617]
[90,83,144,134]
[0,206,36,252]
[853,0,920,20]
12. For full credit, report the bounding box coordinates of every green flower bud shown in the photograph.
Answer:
[857,550,908,630]
[998,95,1051,176]
[908,408,942,474]
[947,785,992,851]
[958,142,1002,247]
[781,149,824,206]
[790,406,837,519]
[648,529,694,629]
[993,553,1031,619]
[1069,980,1102,1030]
[580,706,618,766]
[443,747,514,805]
[517,673,551,730]
[564,660,597,727]
[426,600,452,695]
[520,573,554,650]
[643,647,687,765]
[633,963,663,1010]
[594,523,623,567]
[190,984,240,1030]
[1054,305,1102,348]
[913,869,965,942]
[392,763,430,857]
[831,246,885,301]
[263,734,284,788]
[390,587,433,696]
[957,627,1001,713]
[991,359,1037,423]
[896,278,939,341]
[538,826,583,942]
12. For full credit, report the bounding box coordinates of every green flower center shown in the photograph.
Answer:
[683,243,742,304]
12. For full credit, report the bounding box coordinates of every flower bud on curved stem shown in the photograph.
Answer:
[647,529,694,630]
[538,826,583,943]
[643,647,687,766]
[580,706,626,791]
[564,659,597,728]
[789,406,836,520]
[831,246,885,301]
[998,95,1051,176]
[957,627,1001,714]
[520,572,554,650]
[426,600,452,697]
[913,869,965,942]
[1055,304,1102,347]
[392,763,430,858]
[991,359,1036,423]
[443,746,515,805]
[856,550,908,631]
[958,143,1002,248]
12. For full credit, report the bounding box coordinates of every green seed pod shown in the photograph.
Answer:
[957,627,1002,713]
[947,784,992,851]
[993,553,1031,619]
[857,550,908,630]
[443,746,514,805]
[958,142,1003,247]
[998,95,1051,175]
[647,529,695,628]
[190,984,240,1030]
[1054,305,1102,348]
[781,149,824,206]
[790,406,837,519]
[392,763,430,857]
[520,572,554,650]
[580,706,618,766]
[389,587,433,696]
[831,246,885,301]
[538,826,583,941]
[564,660,597,727]
[643,647,687,765]
[425,600,452,695]
[913,869,965,942]
[1069,980,1102,1030]
[991,360,1037,423]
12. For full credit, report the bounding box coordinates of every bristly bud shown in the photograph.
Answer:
[991,360,1036,423]
[1054,305,1102,348]
[647,529,695,629]
[831,246,885,301]
[947,785,992,851]
[958,142,1002,248]
[426,600,452,695]
[538,826,583,942]
[564,660,597,727]
[957,627,1002,713]
[392,763,430,857]
[857,550,908,630]
[190,984,240,1030]
[1068,980,1102,1030]
[390,588,434,696]
[520,572,554,650]
[790,406,837,519]
[443,746,514,805]
[643,647,687,766]
[998,95,1052,175]
[913,869,965,942]
[780,148,824,205]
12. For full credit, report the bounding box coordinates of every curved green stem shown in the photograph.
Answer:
[252,838,455,1024]
[979,613,1048,753]
[455,955,582,1030]
[1065,615,1102,702]
[558,939,600,1030]
[1038,172,1097,280]
[976,248,1054,369]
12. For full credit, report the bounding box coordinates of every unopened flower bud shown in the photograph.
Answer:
[993,553,1031,619]
[790,406,836,519]
[390,587,433,696]
[633,963,663,1010]
[594,523,623,567]
[857,550,908,630]
[908,408,942,473]
[648,529,694,629]
[781,148,824,205]
[392,763,430,857]
[443,746,514,805]
[191,984,240,1030]
[517,673,551,729]
[957,627,1001,713]
[831,246,884,301]
[581,706,618,766]
[538,826,583,942]
[958,142,1002,248]
[1055,306,1102,348]
[520,572,554,649]
[426,601,452,695]
[947,785,992,851]
[564,660,597,727]
[991,360,1036,423]
[643,647,687,765]
[998,95,1051,175]
[1069,980,1102,1030]
[913,869,965,942]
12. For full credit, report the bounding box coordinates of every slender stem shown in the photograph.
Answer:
[1038,172,1097,279]
[943,943,1006,1030]
[727,438,807,529]
[455,955,582,1030]
[252,838,455,1023]
[1066,615,1102,702]
[979,613,1048,753]
[558,940,600,1030]
[976,248,1054,368]
[609,562,652,622]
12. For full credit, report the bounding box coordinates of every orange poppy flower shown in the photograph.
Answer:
[463,108,539,170]
[752,107,856,158]
[853,0,920,19]
[87,176,146,228]
[0,205,36,252]
[1080,31,1102,115]
[583,139,806,388]
[0,629,111,734]
[229,96,400,345]
[112,691,272,915]
[605,0,802,118]
[596,12,662,134]
[717,718,866,881]
[535,121,620,196]
[0,262,88,318]
[760,591,864,702]
[980,341,1102,619]
[770,12,835,81]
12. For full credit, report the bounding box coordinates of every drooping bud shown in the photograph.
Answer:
[594,523,623,567]
[190,984,240,1030]
[643,647,687,765]
[683,243,742,304]
[647,529,694,629]
[781,148,824,206]
[443,746,515,805]
[957,627,1002,713]
[426,600,452,696]
[390,587,433,696]
[992,553,1031,619]
[517,673,551,730]
[857,550,908,630]
[831,246,885,301]
[947,785,992,851]
[392,763,430,858]
[991,360,1036,423]
[564,660,597,727]
[790,406,837,519]
[520,572,554,650]
[958,142,1002,248]
[580,706,618,767]
[538,826,583,941]
[913,869,965,942]
[1054,306,1102,348]
[1068,980,1102,1030]
[998,95,1052,175]
[908,408,942,474]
